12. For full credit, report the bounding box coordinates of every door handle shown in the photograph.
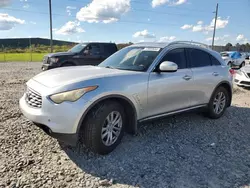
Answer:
[183,75,192,81]
[212,72,219,76]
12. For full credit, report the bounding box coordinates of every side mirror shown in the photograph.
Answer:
[159,61,178,72]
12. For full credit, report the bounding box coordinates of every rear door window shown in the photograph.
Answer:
[103,44,117,56]
[187,48,212,68]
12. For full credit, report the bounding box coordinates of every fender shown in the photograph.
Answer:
[209,81,233,107]
[76,94,138,135]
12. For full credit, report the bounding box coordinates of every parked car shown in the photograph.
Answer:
[20,41,233,155]
[245,53,249,60]
[220,51,246,68]
[234,65,250,87]
[41,42,118,71]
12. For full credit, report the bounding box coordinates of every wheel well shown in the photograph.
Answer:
[217,83,232,107]
[77,97,137,135]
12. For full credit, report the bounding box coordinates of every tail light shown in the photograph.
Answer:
[229,69,235,76]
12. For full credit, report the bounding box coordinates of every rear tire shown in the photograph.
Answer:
[80,101,125,155]
[205,87,229,119]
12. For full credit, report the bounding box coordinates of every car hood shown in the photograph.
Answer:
[241,65,250,73]
[32,66,139,88]
[46,52,76,57]
[222,56,230,60]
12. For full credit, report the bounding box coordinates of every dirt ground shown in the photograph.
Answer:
[0,62,250,188]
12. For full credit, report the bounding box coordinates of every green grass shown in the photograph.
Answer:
[0,53,46,62]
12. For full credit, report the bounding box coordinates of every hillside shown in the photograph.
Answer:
[0,38,77,48]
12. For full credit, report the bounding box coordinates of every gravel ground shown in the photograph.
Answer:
[1,62,250,188]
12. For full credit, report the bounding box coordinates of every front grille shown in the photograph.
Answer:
[43,56,49,64]
[240,81,250,86]
[25,88,42,108]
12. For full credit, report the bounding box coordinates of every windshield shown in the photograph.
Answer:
[221,52,229,57]
[98,46,162,71]
[68,43,87,53]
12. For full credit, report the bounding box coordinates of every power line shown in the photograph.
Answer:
[1,7,211,18]
[0,7,180,26]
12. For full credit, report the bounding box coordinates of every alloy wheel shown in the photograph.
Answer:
[101,111,123,146]
[213,92,226,114]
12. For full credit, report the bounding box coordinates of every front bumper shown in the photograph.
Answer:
[19,93,84,145]
[41,63,58,71]
[234,73,250,87]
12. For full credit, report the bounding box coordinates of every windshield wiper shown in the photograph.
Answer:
[105,66,116,69]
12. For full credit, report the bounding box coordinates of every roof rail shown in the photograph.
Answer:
[168,41,211,50]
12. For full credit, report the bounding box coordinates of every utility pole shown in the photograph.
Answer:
[29,38,32,62]
[49,0,53,53]
[212,3,218,50]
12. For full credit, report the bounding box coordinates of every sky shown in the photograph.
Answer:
[0,0,249,45]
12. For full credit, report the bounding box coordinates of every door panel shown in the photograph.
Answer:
[148,69,193,117]
[78,44,102,66]
[189,66,220,106]
[186,48,221,106]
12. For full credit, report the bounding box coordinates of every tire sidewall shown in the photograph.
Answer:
[88,102,125,154]
[208,87,229,119]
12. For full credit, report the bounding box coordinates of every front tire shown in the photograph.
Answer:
[206,87,229,119]
[80,101,125,155]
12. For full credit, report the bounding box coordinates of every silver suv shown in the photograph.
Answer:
[19,41,233,154]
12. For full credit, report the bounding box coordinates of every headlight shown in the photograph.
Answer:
[50,57,59,63]
[49,86,98,104]
[236,69,243,75]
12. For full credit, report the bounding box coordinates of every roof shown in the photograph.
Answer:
[132,41,211,51]
[131,42,168,48]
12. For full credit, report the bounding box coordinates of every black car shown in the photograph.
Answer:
[42,42,118,71]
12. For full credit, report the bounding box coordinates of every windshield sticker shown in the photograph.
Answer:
[143,48,161,52]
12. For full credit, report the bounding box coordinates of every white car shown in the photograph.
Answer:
[234,65,250,87]
[220,51,246,68]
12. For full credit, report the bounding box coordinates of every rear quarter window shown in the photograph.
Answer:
[210,55,221,66]
[103,44,118,56]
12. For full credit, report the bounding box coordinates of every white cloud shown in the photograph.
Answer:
[55,21,85,35]
[152,0,187,8]
[30,21,36,25]
[76,0,130,23]
[182,17,229,33]
[158,36,176,42]
[197,21,203,25]
[66,6,77,16]
[236,34,248,43]
[236,34,244,41]
[0,0,11,7]
[210,17,229,29]
[205,34,230,42]
[23,4,29,8]
[181,24,193,30]
[192,24,204,32]
[0,13,25,30]
[133,30,156,38]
